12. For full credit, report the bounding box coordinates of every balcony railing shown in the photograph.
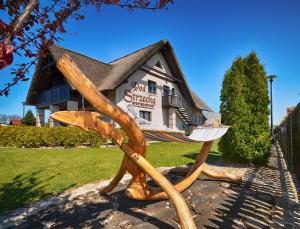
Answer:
[162,94,198,124]
[36,83,74,107]
[162,95,183,108]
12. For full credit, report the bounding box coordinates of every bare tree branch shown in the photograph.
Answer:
[4,0,38,45]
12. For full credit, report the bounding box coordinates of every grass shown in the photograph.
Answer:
[0,141,221,214]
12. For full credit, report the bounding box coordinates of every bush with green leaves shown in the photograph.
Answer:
[219,52,270,165]
[0,126,118,148]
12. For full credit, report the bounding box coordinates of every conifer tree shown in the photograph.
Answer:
[219,57,252,163]
[244,52,270,164]
[21,109,36,126]
[219,53,270,165]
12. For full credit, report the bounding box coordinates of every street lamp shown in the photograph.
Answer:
[266,75,277,138]
[21,102,26,118]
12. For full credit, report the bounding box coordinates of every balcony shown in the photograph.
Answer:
[162,95,183,108]
[36,83,75,107]
[162,94,197,125]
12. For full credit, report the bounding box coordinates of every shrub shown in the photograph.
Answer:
[0,126,110,148]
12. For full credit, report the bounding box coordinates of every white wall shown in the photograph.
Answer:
[115,52,191,131]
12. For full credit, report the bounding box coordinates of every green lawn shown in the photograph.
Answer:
[0,142,221,214]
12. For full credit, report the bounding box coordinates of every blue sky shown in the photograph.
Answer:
[1,0,300,124]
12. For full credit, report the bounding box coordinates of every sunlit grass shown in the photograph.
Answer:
[0,141,221,214]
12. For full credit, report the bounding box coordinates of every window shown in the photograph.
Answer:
[148,80,157,94]
[154,60,166,73]
[155,60,163,69]
[171,88,175,95]
[163,85,170,95]
[139,110,151,121]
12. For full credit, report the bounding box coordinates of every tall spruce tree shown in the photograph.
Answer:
[219,53,270,165]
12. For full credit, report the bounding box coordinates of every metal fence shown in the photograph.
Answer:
[278,103,300,180]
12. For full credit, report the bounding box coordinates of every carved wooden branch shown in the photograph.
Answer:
[53,54,196,229]
[52,54,243,228]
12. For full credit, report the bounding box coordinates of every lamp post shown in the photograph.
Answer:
[21,102,26,118]
[266,75,277,138]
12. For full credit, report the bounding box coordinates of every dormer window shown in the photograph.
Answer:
[154,60,166,72]
[155,60,163,69]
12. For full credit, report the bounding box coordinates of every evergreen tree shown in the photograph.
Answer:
[219,53,270,165]
[244,52,270,164]
[21,110,36,126]
[219,57,252,163]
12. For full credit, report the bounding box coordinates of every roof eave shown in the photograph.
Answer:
[112,40,166,90]
[25,57,43,105]
[163,41,198,109]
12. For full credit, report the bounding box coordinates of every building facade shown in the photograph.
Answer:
[26,40,212,132]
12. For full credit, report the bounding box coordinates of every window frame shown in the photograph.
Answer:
[148,80,157,94]
[154,60,166,73]
[171,88,175,95]
[163,85,170,95]
[139,110,151,121]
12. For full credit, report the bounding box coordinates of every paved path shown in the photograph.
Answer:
[2,142,300,228]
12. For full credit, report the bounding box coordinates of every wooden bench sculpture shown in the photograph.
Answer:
[51,54,243,229]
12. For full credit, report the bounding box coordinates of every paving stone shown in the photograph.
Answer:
[152,207,176,219]
[187,180,204,193]
[130,222,159,229]
[143,201,166,214]
[256,193,274,205]
[243,188,257,196]
[233,218,247,229]
[189,195,211,206]
[231,184,242,193]
[255,207,271,219]
[112,213,144,226]
[198,183,223,196]
[220,182,230,188]
[222,189,234,196]
[194,214,222,228]
[131,220,174,229]
[193,203,213,215]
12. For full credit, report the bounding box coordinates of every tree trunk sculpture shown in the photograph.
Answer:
[51,54,243,229]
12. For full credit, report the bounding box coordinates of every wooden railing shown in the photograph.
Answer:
[162,95,197,124]
[162,95,183,108]
[36,83,74,107]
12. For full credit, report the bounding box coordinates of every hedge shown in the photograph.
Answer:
[0,126,126,148]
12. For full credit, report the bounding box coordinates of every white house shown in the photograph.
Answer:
[26,40,212,132]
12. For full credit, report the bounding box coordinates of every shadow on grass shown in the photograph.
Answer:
[0,171,75,215]
[183,151,222,164]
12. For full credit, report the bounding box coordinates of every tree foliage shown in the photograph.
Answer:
[219,52,270,165]
[21,109,36,126]
[0,0,173,95]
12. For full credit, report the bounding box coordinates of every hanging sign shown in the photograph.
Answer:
[123,82,156,109]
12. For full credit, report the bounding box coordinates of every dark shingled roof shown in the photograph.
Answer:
[190,91,212,111]
[48,46,112,90]
[26,40,212,111]
[46,41,164,91]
